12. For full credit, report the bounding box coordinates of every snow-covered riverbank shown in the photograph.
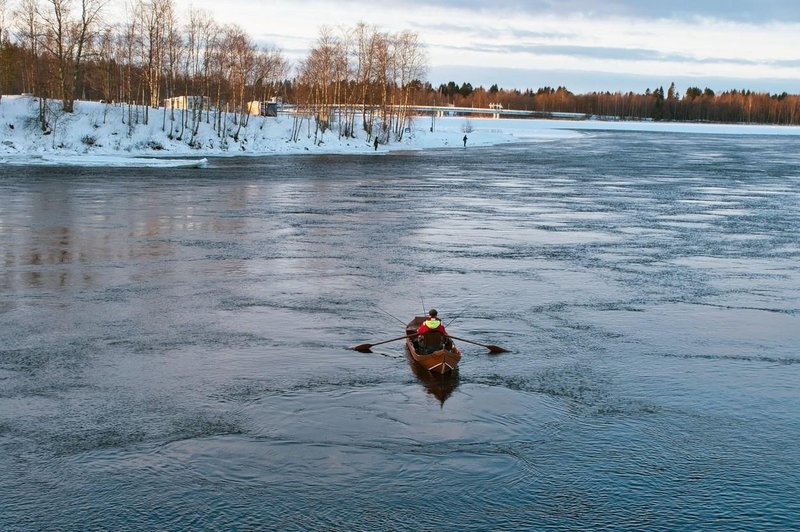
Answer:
[2,94,800,167]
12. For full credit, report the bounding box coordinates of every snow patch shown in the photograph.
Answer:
[2,94,800,168]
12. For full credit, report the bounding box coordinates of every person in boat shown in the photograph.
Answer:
[416,309,453,351]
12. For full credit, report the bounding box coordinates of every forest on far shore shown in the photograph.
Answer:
[430,82,800,125]
[1,0,799,133]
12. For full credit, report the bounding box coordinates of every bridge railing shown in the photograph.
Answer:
[277,104,587,120]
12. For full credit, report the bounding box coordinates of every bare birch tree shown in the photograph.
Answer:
[118,2,138,130]
[13,0,42,97]
[0,0,7,101]
[352,22,378,136]
[0,0,6,42]
[36,0,105,112]
[37,0,73,111]
[392,30,426,140]
[161,1,180,132]
[221,24,256,139]
[298,26,348,144]
[72,0,106,104]
[184,7,214,143]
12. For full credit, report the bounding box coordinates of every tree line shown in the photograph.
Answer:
[0,0,428,145]
[428,81,800,125]
[0,0,798,143]
[0,0,292,145]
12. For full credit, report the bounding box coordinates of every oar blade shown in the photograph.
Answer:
[486,345,509,354]
[447,335,508,354]
[352,344,374,353]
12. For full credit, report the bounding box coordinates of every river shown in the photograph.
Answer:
[1,131,799,530]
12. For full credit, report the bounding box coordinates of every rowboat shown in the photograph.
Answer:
[405,316,462,374]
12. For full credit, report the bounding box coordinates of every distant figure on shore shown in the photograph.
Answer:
[374,137,379,151]
[463,135,468,147]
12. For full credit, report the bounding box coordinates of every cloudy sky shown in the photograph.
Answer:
[182,0,800,94]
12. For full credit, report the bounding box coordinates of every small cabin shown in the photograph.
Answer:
[164,95,209,111]
[247,99,279,117]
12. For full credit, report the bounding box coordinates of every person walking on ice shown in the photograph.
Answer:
[463,134,468,147]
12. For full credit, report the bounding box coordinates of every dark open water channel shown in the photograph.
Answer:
[1,131,799,530]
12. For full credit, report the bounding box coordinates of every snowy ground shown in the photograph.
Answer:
[2,94,799,167]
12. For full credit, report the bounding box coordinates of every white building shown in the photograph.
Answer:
[163,96,209,110]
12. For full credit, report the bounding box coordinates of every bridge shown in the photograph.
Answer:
[279,104,587,120]
[405,105,587,120]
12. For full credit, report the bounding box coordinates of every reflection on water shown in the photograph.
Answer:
[407,352,460,406]
[1,133,800,530]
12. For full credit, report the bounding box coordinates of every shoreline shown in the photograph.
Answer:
[3,95,800,168]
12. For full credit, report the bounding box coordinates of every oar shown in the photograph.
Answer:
[447,335,509,354]
[352,333,419,353]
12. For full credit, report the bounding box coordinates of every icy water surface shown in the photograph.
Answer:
[1,131,799,530]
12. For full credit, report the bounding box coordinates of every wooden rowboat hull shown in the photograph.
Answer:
[405,317,462,374]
